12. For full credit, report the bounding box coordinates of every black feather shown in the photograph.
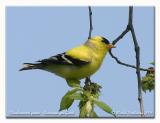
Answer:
[38,52,89,66]
[19,63,42,71]
[101,37,110,44]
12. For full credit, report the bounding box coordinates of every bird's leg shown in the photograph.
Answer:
[84,77,92,92]
[85,77,92,86]
[84,77,102,95]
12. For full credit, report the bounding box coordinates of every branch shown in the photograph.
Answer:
[112,26,129,45]
[88,6,93,39]
[109,8,150,73]
[109,50,148,71]
[85,6,93,85]
[110,6,144,117]
[129,7,144,116]
[86,6,145,117]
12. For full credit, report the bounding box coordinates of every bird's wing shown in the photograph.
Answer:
[38,45,92,66]
[38,52,90,66]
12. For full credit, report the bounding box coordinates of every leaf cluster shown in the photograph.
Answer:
[141,73,154,93]
[59,80,115,118]
[141,64,155,93]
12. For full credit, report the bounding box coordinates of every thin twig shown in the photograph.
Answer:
[112,26,130,45]
[128,6,133,26]
[88,6,93,39]
[109,8,149,72]
[85,6,93,85]
[86,6,145,117]
[110,6,144,117]
[109,50,148,71]
[129,7,144,116]
[110,23,148,72]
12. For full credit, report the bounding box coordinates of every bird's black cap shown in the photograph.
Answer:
[101,37,110,44]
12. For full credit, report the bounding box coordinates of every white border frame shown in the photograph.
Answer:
[0,0,160,123]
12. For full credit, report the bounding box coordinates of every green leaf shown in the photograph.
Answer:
[59,88,81,111]
[94,99,113,116]
[70,93,84,100]
[90,111,98,118]
[141,74,155,92]
[66,79,80,87]
[60,96,73,111]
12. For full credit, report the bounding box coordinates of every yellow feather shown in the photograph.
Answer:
[44,36,111,80]
[66,45,92,62]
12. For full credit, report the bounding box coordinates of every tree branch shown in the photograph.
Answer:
[86,6,145,117]
[110,6,144,117]
[112,26,129,45]
[110,8,150,73]
[85,6,93,85]
[88,6,93,39]
[109,50,148,71]
[129,7,144,116]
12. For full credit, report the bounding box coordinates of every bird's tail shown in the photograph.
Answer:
[19,63,42,71]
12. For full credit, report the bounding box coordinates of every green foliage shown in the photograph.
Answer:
[79,102,88,117]
[79,101,93,117]
[141,73,155,93]
[83,82,102,95]
[94,98,113,115]
[90,111,98,117]
[59,81,114,118]
[141,62,155,93]
[66,79,80,87]
[59,88,81,111]
[69,93,84,100]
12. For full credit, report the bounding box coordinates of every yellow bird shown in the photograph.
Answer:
[20,36,115,86]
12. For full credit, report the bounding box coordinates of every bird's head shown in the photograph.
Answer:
[86,36,115,52]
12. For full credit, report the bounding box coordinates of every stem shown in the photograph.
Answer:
[129,7,144,117]
[85,77,92,86]
[86,6,145,117]
[85,6,93,86]
[109,8,149,72]
[88,6,93,39]
[112,26,129,45]
[110,6,144,117]
[109,50,149,71]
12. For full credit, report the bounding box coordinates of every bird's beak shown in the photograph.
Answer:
[107,44,116,49]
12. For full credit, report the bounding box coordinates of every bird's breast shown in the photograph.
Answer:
[44,53,105,80]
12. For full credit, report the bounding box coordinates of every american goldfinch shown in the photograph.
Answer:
[20,36,115,86]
